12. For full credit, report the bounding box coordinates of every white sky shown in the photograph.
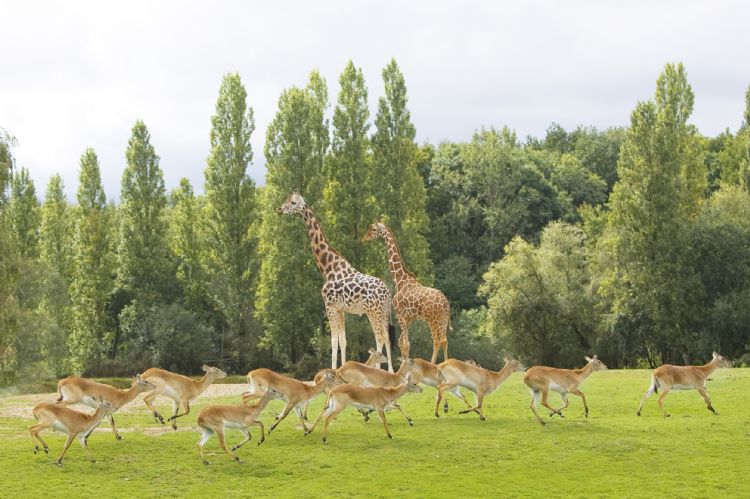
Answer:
[2,1,749,201]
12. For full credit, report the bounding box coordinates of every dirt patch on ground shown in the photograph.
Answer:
[0,384,248,419]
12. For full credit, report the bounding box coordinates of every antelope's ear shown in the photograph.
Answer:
[404,373,413,382]
[136,374,142,381]
[712,351,718,358]
[368,348,376,355]
[585,356,593,362]
[503,356,510,363]
[592,354,598,360]
[201,364,210,372]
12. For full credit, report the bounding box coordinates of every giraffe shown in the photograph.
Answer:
[278,191,395,372]
[363,221,450,363]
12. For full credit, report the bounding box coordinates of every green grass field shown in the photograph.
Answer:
[1,368,747,498]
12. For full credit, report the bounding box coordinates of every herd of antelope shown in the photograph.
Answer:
[28,351,732,465]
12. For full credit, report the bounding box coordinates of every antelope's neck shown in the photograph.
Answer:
[382,226,415,289]
[491,364,513,387]
[576,363,594,381]
[698,359,719,378]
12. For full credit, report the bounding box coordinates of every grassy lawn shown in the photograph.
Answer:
[1,368,747,498]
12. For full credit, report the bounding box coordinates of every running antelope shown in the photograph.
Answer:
[435,357,525,420]
[306,373,423,443]
[196,387,284,464]
[141,365,227,429]
[524,355,607,425]
[636,352,732,417]
[55,374,155,440]
[29,396,117,466]
[242,368,341,433]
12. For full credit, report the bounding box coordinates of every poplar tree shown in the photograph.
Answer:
[256,71,329,364]
[322,61,376,271]
[203,73,258,370]
[8,167,40,259]
[68,148,113,373]
[118,120,172,303]
[371,59,432,281]
[169,178,205,310]
[603,63,706,365]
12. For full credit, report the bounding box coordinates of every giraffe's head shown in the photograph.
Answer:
[277,190,306,215]
[362,220,387,242]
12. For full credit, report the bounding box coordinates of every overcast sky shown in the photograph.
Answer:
[2,1,749,201]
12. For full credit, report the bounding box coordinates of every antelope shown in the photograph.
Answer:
[306,373,423,443]
[29,396,117,466]
[435,357,525,420]
[407,358,445,388]
[524,355,608,425]
[636,352,732,417]
[196,387,284,464]
[141,365,227,429]
[242,368,341,433]
[55,374,155,440]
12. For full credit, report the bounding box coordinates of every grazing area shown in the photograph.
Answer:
[1,368,747,497]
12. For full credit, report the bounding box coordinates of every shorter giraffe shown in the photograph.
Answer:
[363,221,450,363]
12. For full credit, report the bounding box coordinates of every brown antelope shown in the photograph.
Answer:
[55,374,155,440]
[435,357,525,420]
[524,355,608,425]
[29,396,117,466]
[141,365,227,429]
[306,373,423,443]
[196,387,284,464]
[242,368,341,433]
[636,352,732,417]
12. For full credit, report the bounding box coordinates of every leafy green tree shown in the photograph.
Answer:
[8,167,41,259]
[168,178,206,311]
[322,61,377,271]
[256,71,330,365]
[481,222,600,366]
[68,148,114,373]
[371,59,431,280]
[689,186,750,359]
[203,73,259,371]
[40,175,72,282]
[602,63,706,366]
[551,153,607,210]
[0,130,17,383]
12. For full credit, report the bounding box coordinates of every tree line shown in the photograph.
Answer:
[1,61,749,385]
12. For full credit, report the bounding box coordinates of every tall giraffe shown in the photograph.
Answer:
[363,221,450,363]
[278,191,395,372]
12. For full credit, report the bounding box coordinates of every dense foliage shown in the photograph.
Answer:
[1,62,748,384]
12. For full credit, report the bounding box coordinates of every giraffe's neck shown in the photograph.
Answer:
[302,205,351,278]
[382,225,416,289]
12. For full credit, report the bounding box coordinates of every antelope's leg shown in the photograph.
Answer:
[143,389,165,423]
[197,426,213,464]
[29,423,51,453]
[552,393,570,416]
[529,390,546,425]
[657,385,672,417]
[216,429,239,462]
[55,433,76,465]
[321,406,344,443]
[270,401,293,432]
[109,414,122,440]
[392,403,413,426]
[377,408,392,439]
[540,388,561,416]
[78,434,96,462]
[569,388,588,417]
[697,387,717,414]
[637,377,657,416]
[231,428,252,451]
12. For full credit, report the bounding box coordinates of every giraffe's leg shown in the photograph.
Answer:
[427,317,444,364]
[326,307,344,369]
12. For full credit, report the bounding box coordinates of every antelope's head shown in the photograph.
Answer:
[320,369,343,388]
[367,348,388,364]
[202,364,228,380]
[584,355,607,372]
[133,373,156,393]
[362,221,387,242]
[277,190,306,215]
[96,396,118,414]
[712,352,732,368]
[502,357,526,373]
[402,373,423,394]
[264,387,285,401]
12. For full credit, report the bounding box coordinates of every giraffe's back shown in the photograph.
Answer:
[323,270,390,315]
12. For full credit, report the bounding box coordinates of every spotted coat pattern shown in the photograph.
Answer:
[364,222,450,363]
[278,192,394,372]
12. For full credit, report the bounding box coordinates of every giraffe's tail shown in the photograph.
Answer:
[388,322,397,351]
